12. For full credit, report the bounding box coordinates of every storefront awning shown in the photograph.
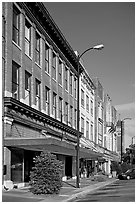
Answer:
[80,137,99,152]
[4,137,103,160]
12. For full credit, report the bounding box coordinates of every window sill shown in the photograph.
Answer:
[52,78,57,83]
[45,71,50,77]
[25,53,32,61]
[35,62,42,69]
[12,41,21,50]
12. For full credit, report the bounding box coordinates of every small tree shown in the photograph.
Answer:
[110,161,121,174]
[29,151,63,194]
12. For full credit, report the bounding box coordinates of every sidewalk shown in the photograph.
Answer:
[3,176,117,202]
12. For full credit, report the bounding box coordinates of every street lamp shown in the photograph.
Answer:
[76,44,104,188]
[120,118,132,163]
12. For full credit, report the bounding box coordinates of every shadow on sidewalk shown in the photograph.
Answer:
[62,180,77,188]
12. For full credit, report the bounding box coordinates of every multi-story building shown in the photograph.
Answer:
[103,93,119,173]
[93,78,104,146]
[3,2,103,187]
[79,64,97,176]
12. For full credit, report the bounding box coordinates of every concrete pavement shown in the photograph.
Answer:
[2,176,117,202]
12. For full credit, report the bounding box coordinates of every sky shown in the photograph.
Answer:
[44,1,135,149]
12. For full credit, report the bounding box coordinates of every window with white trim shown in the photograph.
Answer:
[25,71,31,105]
[35,79,40,110]
[70,72,73,95]
[86,121,89,139]
[70,105,73,127]
[52,51,56,80]
[81,117,84,134]
[12,5,20,46]
[74,77,77,99]
[45,43,50,73]
[74,109,77,129]
[64,102,68,124]
[65,66,68,91]
[81,89,84,107]
[25,20,31,56]
[59,97,63,122]
[35,32,41,65]
[90,100,93,116]
[52,92,57,119]
[86,95,89,112]
[12,62,19,100]
[58,59,62,85]
[45,86,50,115]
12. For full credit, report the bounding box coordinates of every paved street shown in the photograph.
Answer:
[2,191,43,202]
[73,179,135,202]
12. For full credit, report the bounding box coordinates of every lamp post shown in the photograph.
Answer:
[76,44,104,188]
[120,118,131,163]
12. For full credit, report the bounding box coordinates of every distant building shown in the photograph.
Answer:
[93,78,104,146]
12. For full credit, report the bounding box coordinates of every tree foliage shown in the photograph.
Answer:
[29,151,63,194]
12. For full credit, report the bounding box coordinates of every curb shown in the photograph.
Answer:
[62,178,117,202]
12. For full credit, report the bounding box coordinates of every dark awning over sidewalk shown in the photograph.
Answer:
[4,137,103,159]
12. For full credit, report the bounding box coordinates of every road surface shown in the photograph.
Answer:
[73,179,135,202]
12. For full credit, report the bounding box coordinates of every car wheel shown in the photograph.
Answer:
[127,176,130,180]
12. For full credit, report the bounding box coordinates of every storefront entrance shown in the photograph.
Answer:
[11,148,40,183]
[65,156,72,179]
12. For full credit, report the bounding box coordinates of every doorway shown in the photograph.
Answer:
[65,156,72,179]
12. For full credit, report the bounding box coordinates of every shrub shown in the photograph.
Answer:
[110,161,121,174]
[93,174,107,182]
[121,162,132,173]
[29,151,63,194]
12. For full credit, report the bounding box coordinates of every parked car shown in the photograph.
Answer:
[118,168,135,180]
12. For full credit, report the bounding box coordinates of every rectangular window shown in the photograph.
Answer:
[70,72,73,95]
[35,32,40,65]
[98,122,103,145]
[25,20,31,56]
[65,67,68,91]
[74,109,77,129]
[12,5,20,45]
[52,52,56,79]
[45,86,50,115]
[35,79,40,110]
[59,97,63,122]
[86,95,89,112]
[86,121,89,139]
[70,106,73,127]
[45,43,50,73]
[90,123,93,141]
[74,77,77,99]
[58,59,62,85]
[12,62,19,100]
[90,100,93,116]
[81,89,84,107]
[25,71,31,105]
[81,117,84,134]
[53,92,57,119]
[64,102,68,124]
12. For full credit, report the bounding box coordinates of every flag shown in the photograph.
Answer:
[108,124,116,133]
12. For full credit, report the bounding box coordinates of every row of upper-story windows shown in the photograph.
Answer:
[81,117,93,140]
[12,4,77,98]
[12,61,77,128]
[81,89,94,116]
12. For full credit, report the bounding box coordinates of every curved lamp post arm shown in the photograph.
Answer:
[78,44,104,60]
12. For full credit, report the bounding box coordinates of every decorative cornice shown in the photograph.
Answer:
[4,97,78,138]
